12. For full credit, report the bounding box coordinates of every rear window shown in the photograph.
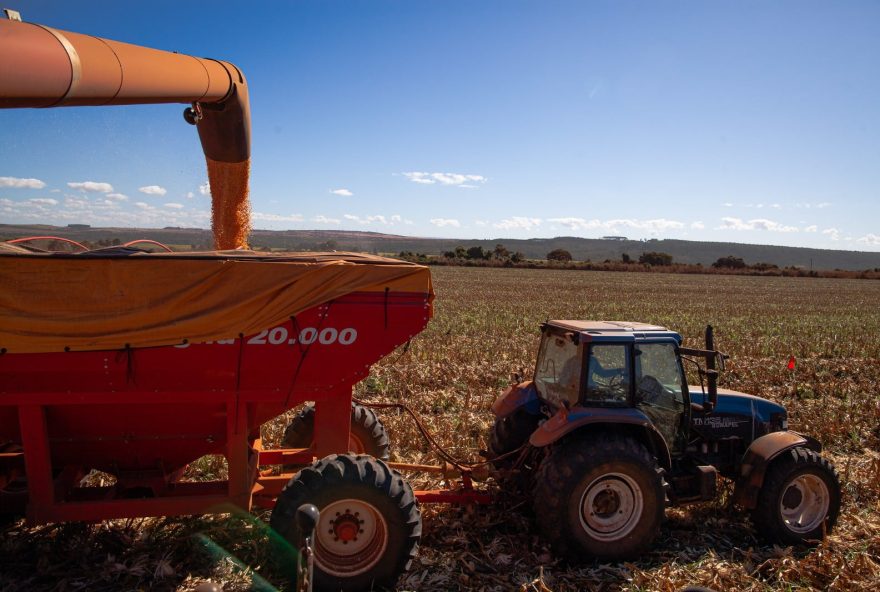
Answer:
[534,334,581,407]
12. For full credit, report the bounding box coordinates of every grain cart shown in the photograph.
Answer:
[489,321,841,560]
[0,14,489,592]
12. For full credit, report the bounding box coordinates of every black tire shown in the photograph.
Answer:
[282,402,390,461]
[751,447,841,545]
[488,409,541,470]
[532,434,665,561]
[270,454,421,592]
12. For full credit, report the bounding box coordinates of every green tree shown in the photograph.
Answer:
[467,246,488,260]
[493,244,510,260]
[547,248,573,262]
[622,253,631,263]
[712,255,747,269]
[639,251,673,266]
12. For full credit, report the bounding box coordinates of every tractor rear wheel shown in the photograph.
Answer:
[488,408,541,470]
[752,447,841,545]
[270,454,421,592]
[532,434,665,561]
[282,402,390,460]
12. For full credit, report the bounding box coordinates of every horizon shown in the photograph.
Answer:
[5,222,880,257]
[2,2,878,251]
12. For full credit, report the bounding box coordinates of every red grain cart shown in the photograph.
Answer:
[0,246,478,590]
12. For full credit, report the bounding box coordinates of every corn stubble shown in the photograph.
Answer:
[2,268,878,591]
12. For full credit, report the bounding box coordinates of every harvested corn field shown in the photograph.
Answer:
[2,266,879,591]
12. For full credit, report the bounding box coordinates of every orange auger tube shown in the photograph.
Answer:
[0,18,251,249]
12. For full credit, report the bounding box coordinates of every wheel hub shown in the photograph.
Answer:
[593,487,621,517]
[579,473,644,541]
[330,510,364,543]
[314,498,389,577]
[779,473,830,533]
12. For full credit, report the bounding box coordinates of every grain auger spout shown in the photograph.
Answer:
[0,16,251,249]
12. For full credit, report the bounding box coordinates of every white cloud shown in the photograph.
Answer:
[29,198,58,206]
[330,188,353,197]
[722,202,733,208]
[0,176,46,189]
[106,193,128,201]
[139,185,167,196]
[401,172,487,187]
[804,225,818,233]
[164,203,184,209]
[718,217,799,232]
[68,181,113,193]
[64,197,89,209]
[313,215,341,224]
[856,233,880,246]
[795,202,832,210]
[547,217,684,232]
[2,193,211,228]
[430,218,461,228]
[475,220,487,227]
[822,227,840,240]
[341,214,406,226]
[199,182,210,196]
[690,221,705,230]
[252,212,304,223]
[494,217,542,231]
[185,191,194,199]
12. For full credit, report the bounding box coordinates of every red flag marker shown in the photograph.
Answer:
[787,356,796,370]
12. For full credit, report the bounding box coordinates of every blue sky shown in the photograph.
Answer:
[2,1,878,250]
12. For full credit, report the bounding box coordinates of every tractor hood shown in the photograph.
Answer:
[689,386,787,441]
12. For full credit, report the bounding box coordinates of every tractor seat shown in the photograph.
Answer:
[690,402,705,413]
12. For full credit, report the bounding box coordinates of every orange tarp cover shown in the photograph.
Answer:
[0,250,433,353]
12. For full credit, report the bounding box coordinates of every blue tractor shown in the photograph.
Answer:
[489,321,840,560]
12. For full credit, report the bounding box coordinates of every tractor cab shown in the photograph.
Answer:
[532,320,690,453]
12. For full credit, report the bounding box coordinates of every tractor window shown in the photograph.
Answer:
[635,342,686,452]
[635,343,685,402]
[534,334,581,407]
[585,344,630,404]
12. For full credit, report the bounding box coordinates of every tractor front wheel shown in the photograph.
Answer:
[270,453,421,592]
[282,402,390,460]
[532,434,665,561]
[752,447,841,545]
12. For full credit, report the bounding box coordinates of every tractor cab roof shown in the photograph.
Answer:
[544,320,682,344]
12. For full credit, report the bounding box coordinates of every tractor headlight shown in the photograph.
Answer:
[769,412,787,432]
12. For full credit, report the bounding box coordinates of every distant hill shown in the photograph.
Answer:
[2,223,880,271]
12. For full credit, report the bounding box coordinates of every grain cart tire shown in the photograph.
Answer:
[282,402,390,460]
[488,408,541,470]
[270,453,421,592]
[532,434,664,561]
[751,447,841,545]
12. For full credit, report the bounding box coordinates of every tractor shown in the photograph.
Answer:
[489,321,841,560]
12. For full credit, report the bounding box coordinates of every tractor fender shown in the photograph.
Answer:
[491,381,540,419]
[732,430,820,509]
[528,407,672,469]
